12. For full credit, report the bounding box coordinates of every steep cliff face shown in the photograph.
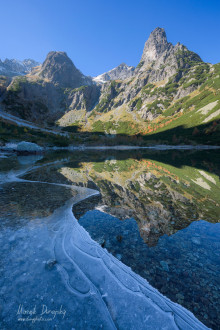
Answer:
[140,27,170,65]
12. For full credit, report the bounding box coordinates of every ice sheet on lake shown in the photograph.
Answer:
[0,172,209,329]
[52,194,208,329]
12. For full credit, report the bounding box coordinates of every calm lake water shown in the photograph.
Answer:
[0,149,219,329]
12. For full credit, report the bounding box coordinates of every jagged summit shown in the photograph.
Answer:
[140,27,171,64]
[137,27,202,83]
[36,51,92,88]
[147,27,168,45]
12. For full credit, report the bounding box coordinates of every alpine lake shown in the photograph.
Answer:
[0,148,219,329]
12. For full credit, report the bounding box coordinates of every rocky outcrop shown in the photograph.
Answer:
[93,63,135,83]
[0,58,39,77]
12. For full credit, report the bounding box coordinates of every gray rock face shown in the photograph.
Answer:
[136,28,202,82]
[66,85,100,111]
[0,58,39,77]
[93,63,135,83]
[34,51,93,88]
[140,27,171,65]
[137,27,202,83]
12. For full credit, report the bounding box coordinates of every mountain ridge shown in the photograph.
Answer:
[93,63,135,83]
[0,58,40,77]
[0,27,219,146]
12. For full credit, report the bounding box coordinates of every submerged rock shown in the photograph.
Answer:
[160,260,170,272]
[96,237,106,247]
[45,259,57,270]
[192,236,201,245]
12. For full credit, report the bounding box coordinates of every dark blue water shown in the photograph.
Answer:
[79,210,220,328]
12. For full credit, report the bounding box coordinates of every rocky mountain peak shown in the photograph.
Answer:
[38,51,92,88]
[118,63,128,68]
[0,58,39,77]
[140,27,170,65]
[93,63,135,83]
[148,27,168,45]
[22,59,40,71]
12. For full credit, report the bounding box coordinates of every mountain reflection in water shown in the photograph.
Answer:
[5,148,220,329]
[56,150,220,247]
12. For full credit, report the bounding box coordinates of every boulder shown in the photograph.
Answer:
[17,141,43,154]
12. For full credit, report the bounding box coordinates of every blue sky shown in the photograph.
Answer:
[1,0,220,76]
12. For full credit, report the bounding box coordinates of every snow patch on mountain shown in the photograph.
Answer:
[93,63,135,83]
[0,58,40,77]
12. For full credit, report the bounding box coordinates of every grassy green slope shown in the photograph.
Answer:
[86,63,220,144]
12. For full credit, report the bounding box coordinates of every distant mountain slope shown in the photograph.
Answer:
[0,58,39,77]
[93,63,135,83]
